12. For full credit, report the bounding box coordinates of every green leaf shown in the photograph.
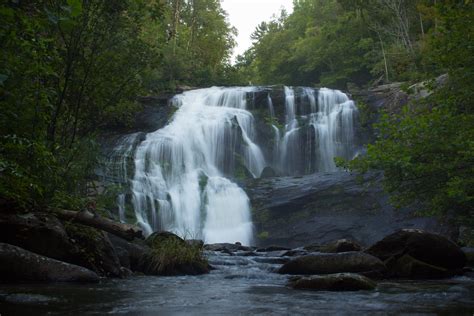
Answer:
[67,0,82,18]
[0,74,8,85]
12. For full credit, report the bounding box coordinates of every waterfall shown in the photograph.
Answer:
[107,86,358,245]
[277,86,357,174]
[129,87,263,244]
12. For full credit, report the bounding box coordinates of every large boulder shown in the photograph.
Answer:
[278,252,386,275]
[138,231,209,276]
[306,239,362,253]
[365,229,466,278]
[0,212,123,278]
[64,223,123,277]
[0,212,73,261]
[0,243,99,283]
[389,254,455,279]
[108,233,150,271]
[289,273,376,291]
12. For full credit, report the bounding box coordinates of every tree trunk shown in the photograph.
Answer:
[54,209,144,241]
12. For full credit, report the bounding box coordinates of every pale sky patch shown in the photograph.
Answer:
[221,0,294,62]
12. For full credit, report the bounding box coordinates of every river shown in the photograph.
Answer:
[1,250,474,315]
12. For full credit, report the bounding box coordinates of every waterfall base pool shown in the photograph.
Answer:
[1,251,474,315]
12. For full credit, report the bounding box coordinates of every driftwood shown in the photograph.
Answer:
[55,209,144,241]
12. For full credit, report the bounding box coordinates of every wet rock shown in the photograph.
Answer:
[462,247,474,266]
[303,244,321,252]
[257,245,291,252]
[289,273,376,291]
[108,234,149,272]
[65,224,123,278]
[282,249,309,257]
[260,166,277,178]
[0,243,99,283]
[139,231,209,276]
[278,252,386,275]
[146,231,186,246]
[0,212,123,278]
[0,212,73,262]
[204,243,253,252]
[253,257,290,265]
[366,229,466,277]
[388,254,454,279]
[320,239,362,253]
[235,251,259,257]
[246,173,454,248]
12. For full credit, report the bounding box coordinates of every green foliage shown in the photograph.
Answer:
[0,0,236,210]
[143,234,208,276]
[257,231,269,240]
[341,2,474,225]
[237,0,446,89]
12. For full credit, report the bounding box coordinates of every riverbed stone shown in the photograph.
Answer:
[0,243,99,283]
[366,229,466,277]
[289,273,376,291]
[319,239,362,253]
[204,243,253,252]
[278,252,386,275]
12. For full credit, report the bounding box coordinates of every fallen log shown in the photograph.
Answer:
[54,209,144,241]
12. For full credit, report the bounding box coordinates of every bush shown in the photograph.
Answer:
[139,232,209,276]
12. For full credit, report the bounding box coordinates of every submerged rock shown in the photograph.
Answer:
[289,273,376,291]
[257,245,291,252]
[278,252,386,275]
[204,243,253,252]
[366,229,465,278]
[0,243,99,283]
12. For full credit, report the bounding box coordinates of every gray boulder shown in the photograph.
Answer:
[0,243,99,283]
[278,252,386,275]
[0,212,123,277]
[289,273,376,291]
[306,239,362,253]
[366,229,466,278]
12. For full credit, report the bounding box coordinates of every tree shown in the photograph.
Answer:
[341,1,474,225]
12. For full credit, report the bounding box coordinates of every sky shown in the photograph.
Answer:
[220,0,294,62]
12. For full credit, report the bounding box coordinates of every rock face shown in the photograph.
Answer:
[0,243,99,283]
[366,229,466,278]
[246,173,453,248]
[289,273,376,291]
[278,252,386,275]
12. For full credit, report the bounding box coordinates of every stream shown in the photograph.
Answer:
[1,251,474,315]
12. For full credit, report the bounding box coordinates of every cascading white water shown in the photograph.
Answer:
[108,86,357,245]
[130,87,264,244]
[277,86,357,174]
[311,88,357,171]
